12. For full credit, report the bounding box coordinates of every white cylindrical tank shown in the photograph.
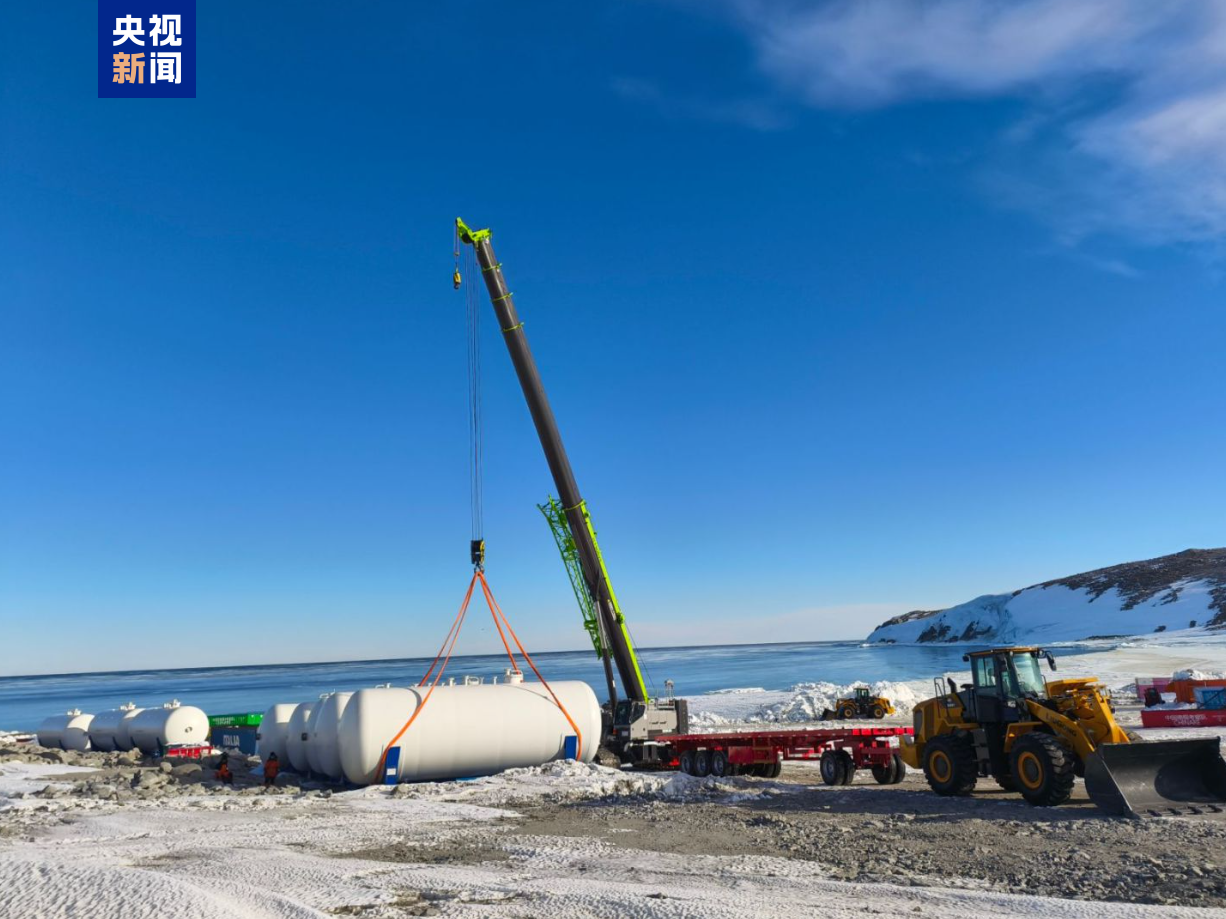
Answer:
[128,700,209,754]
[37,710,94,751]
[304,694,333,775]
[256,703,296,764]
[338,681,600,786]
[88,703,141,752]
[285,702,315,772]
[309,691,353,780]
[113,704,145,752]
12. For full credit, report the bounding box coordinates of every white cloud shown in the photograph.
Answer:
[708,0,1226,248]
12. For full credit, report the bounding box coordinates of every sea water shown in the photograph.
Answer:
[0,640,1104,732]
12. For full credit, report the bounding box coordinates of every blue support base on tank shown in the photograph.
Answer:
[383,747,400,785]
[563,735,578,759]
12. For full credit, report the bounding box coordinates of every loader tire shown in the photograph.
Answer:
[820,750,845,785]
[1010,733,1075,807]
[872,705,886,720]
[840,703,857,720]
[924,735,978,796]
[994,773,1017,792]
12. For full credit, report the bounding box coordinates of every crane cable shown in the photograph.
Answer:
[373,569,584,783]
[461,228,485,569]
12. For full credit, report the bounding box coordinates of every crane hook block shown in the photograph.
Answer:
[470,539,485,570]
[453,269,462,290]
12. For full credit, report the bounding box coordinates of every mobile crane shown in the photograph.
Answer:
[456,218,687,765]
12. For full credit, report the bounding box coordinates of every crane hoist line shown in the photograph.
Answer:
[455,217,687,765]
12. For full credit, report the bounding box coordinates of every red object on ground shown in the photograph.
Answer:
[1140,708,1226,729]
[1168,679,1226,704]
[658,726,912,770]
[165,744,216,759]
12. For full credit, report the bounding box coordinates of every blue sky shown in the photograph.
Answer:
[3,1,1224,675]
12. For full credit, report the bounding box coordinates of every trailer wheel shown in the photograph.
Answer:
[693,749,712,778]
[678,750,695,775]
[710,750,732,777]
[765,761,782,779]
[891,752,907,783]
[836,750,856,785]
[873,753,906,785]
[820,750,846,786]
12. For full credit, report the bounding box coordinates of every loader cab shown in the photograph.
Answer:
[964,648,1053,724]
[853,687,872,703]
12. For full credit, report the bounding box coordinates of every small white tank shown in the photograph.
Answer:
[285,702,315,772]
[37,710,94,751]
[304,694,333,775]
[256,703,296,764]
[113,704,145,752]
[128,700,209,754]
[338,680,601,785]
[88,703,141,752]
[309,691,353,780]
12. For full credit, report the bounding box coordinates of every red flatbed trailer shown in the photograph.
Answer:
[658,726,913,785]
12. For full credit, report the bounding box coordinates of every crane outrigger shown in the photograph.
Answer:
[456,218,687,764]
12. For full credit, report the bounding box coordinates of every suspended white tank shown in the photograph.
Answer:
[338,680,600,786]
[37,710,94,751]
[113,704,145,752]
[88,703,141,752]
[128,700,210,754]
[256,703,296,764]
[308,691,353,780]
[285,701,315,772]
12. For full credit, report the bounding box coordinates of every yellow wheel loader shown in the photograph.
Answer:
[821,687,895,720]
[900,647,1226,817]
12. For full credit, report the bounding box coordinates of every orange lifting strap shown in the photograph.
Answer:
[375,570,584,783]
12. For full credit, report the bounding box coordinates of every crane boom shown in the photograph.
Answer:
[456,218,649,706]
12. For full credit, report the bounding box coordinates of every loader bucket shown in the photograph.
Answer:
[1084,738,1226,818]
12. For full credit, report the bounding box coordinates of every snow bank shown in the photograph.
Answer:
[1172,668,1226,681]
[689,680,923,728]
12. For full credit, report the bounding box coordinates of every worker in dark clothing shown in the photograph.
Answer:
[263,752,279,788]
[216,752,233,785]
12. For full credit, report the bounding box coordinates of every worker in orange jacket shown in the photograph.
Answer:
[215,753,233,785]
[263,752,280,788]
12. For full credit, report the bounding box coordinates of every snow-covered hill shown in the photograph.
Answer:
[868,548,1226,645]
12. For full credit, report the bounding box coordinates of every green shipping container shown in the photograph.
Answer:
[208,712,263,728]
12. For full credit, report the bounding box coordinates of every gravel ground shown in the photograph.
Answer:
[6,741,1226,910]
[494,761,1226,907]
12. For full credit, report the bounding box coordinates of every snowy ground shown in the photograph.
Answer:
[5,632,1226,918]
[3,758,1225,919]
